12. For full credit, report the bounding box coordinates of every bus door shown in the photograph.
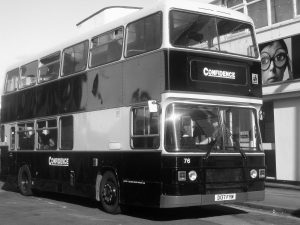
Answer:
[34,119,61,192]
[6,126,18,178]
[121,104,161,206]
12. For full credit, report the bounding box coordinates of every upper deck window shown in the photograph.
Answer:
[62,41,89,76]
[125,12,162,57]
[5,68,19,93]
[170,10,258,58]
[19,61,38,89]
[90,28,123,67]
[39,51,60,83]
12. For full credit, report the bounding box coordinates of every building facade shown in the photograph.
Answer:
[211,0,300,182]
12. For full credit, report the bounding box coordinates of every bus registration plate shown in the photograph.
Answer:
[214,193,236,202]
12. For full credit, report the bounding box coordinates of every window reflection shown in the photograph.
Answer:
[63,41,88,76]
[126,13,162,57]
[271,0,293,24]
[165,103,260,153]
[20,61,38,89]
[39,52,60,83]
[247,0,268,28]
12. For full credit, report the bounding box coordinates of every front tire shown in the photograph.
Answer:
[100,171,121,214]
[18,165,33,196]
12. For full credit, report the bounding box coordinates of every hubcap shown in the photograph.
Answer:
[102,182,117,205]
[21,174,29,191]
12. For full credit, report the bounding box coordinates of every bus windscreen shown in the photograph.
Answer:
[165,103,261,153]
[170,10,258,58]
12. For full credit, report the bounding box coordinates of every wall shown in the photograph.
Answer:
[273,97,300,181]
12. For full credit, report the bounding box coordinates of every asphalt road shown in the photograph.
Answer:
[0,181,299,225]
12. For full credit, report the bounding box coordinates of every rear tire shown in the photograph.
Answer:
[100,171,121,214]
[17,165,33,196]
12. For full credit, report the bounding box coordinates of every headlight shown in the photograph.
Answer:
[250,169,258,179]
[188,170,197,181]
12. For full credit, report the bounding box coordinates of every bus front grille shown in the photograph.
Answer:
[205,168,246,194]
[205,168,244,183]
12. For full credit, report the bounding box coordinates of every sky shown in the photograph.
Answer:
[0,0,213,95]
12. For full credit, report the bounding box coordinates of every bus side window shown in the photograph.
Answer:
[5,68,19,93]
[10,127,15,150]
[60,116,74,150]
[39,51,60,83]
[17,122,35,150]
[37,119,58,150]
[20,61,38,89]
[62,41,89,76]
[125,12,162,57]
[90,27,123,67]
[0,125,4,142]
[131,106,159,149]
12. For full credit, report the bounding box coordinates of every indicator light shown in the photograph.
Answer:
[259,169,265,178]
[178,171,186,181]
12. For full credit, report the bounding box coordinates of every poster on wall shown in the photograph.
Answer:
[259,37,293,85]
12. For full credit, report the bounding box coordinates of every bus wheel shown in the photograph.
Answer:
[17,165,33,196]
[100,171,121,214]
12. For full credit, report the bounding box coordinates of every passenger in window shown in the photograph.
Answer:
[196,116,233,147]
[20,131,35,150]
[38,131,56,150]
[48,136,56,149]
[193,123,205,145]
[260,40,293,84]
[38,133,46,149]
[191,113,214,145]
[194,116,217,145]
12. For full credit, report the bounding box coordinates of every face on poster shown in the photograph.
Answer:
[260,38,293,85]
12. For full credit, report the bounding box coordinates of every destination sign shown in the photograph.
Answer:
[190,59,247,85]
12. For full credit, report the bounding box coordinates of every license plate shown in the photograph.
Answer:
[214,193,236,201]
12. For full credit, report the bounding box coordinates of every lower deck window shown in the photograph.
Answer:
[10,127,15,150]
[131,106,159,149]
[60,116,73,150]
[37,119,57,150]
[18,122,35,150]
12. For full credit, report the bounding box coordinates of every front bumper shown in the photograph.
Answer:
[160,190,264,208]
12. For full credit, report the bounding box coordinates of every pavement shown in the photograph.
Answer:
[0,178,299,217]
[235,182,300,217]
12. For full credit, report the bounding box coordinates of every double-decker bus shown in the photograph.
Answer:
[0,0,265,214]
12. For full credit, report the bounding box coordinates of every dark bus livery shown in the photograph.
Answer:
[0,0,265,214]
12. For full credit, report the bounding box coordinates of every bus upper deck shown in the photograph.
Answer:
[2,0,261,124]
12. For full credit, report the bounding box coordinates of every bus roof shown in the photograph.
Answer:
[5,0,254,72]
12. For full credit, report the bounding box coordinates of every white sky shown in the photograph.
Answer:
[0,0,213,94]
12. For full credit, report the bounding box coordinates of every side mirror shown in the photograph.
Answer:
[148,100,158,113]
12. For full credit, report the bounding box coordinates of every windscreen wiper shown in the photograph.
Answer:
[235,140,247,160]
[204,140,217,160]
[238,147,247,160]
